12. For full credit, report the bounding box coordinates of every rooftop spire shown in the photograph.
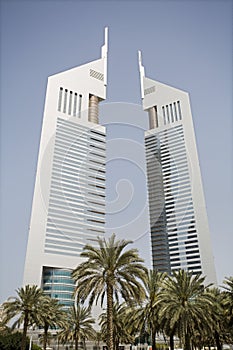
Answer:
[101,27,108,86]
[138,50,145,99]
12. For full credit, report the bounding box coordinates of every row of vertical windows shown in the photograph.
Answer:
[162,101,182,125]
[148,101,182,129]
[58,87,82,117]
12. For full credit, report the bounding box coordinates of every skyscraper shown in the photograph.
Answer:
[23,29,108,307]
[139,52,217,285]
[23,29,217,308]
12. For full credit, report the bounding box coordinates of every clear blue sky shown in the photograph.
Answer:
[0,0,232,302]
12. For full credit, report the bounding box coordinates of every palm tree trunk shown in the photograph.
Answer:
[21,313,29,350]
[184,332,191,350]
[107,282,114,350]
[115,337,118,350]
[151,328,156,350]
[169,333,174,350]
[43,324,49,350]
[214,330,222,350]
[75,328,79,350]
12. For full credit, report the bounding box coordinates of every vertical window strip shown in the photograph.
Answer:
[177,101,182,120]
[162,106,166,125]
[170,104,174,123]
[78,94,82,118]
[166,105,170,124]
[73,93,77,117]
[173,102,178,121]
[161,102,182,124]
[58,87,63,112]
[155,106,158,128]
[63,89,68,114]
[68,91,73,115]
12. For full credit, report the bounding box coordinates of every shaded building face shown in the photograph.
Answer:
[145,125,202,275]
[139,52,217,284]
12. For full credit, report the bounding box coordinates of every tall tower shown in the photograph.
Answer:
[139,52,217,285]
[23,29,108,307]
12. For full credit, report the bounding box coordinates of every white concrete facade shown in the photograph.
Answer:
[23,29,108,298]
[139,52,217,285]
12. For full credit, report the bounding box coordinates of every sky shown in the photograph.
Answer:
[0,0,232,303]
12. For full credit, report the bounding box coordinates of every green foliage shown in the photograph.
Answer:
[3,285,44,329]
[72,233,147,350]
[127,270,166,350]
[35,296,67,350]
[1,236,233,350]
[158,270,215,350]
[0,331,23,350]
[31,344,42,350]
[222,276,233,328]
[99,302,134,348]
[72,234,147,307]
[3,285,45,350]
[58,301,95,350]
[0,331,42,350]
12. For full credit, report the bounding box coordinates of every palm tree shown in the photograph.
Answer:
[221,277,233,344]
[206,287,226,350]
[127,269,166,350]
[99,302,134,350]
[35,296,67,350]
[222,277,233,327]
[0,306,9,333]
[58,300,96,350]
[3,285,44,350]
[72,233,147,350]
[93,331,103,350]
[158,270,215,350]
[38,331,54,350]
[187,286,222,350]
[159,316,178,350]
[196,282,233,350]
